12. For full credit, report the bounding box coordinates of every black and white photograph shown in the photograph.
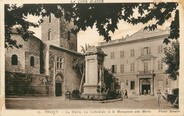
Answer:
[1,0,184,116]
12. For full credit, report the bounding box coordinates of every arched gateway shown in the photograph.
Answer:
[55,73,63,96]
[140,79,151,94]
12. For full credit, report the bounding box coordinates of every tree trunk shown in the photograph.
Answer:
[79,70,85,93]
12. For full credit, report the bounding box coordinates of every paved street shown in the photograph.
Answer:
[5,95,177,109]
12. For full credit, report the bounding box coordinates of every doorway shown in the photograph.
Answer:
[55,73,63,97]
[142,84,150,94]
[55,82,62,96]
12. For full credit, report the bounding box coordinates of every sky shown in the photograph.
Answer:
[28,14,169,53]
[77,21,145,52]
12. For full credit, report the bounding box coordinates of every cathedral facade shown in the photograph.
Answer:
[5,14,82,99]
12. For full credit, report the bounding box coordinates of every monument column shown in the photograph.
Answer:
[81,47,106,99]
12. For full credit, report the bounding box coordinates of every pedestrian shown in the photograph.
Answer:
[124,90,128,99]
[157,89,161,107]
[164,90,169,101]
[148,89,150,94]
[121,90,124,101]
[144,90,146,95]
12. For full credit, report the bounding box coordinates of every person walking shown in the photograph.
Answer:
[124,90,128,99]
[157,89,161,107]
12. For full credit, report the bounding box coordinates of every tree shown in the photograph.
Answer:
[163,41,179,80]
[72,44,92,92]
[103,68,113,91]
[5,3,179,48]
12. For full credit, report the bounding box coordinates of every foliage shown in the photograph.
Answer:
[163,41,179,80]
[103,68,113,91]
[71,89,80,99]
[5,3,179,48]
[106,91,121,99]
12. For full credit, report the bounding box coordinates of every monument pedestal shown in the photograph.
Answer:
[81,84,107,100]
[81,47,107,100]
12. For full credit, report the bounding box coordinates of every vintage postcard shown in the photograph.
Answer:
[1,0,184,116]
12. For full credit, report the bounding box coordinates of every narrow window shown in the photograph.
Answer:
[49,14,51,23]
[57,57,60,69]
[130,49,135,57]
[30,56,35,67]
[143,47,149,55]
[67,31,71,40]
[158,61,163,70]
[48,29,51,40]
[130,81,135,90]
[11,54,18,65]
[130,63,135,72]
[120,50,124,58]
[120,64,124,73]
[110,52,114,59]
[158,45,163,53]
[144,62,148,71]
[112,65,117,73]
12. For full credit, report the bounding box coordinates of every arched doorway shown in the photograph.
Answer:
[55,73,63,96]
[141,79,151,94]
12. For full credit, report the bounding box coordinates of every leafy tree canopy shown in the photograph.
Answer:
[163,41,179,80]
[5,3,179,48]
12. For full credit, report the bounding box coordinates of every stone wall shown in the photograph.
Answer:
[5,71,51,96]
[5,34,42,74]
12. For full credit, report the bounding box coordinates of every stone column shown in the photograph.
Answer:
[151,78,154,95]
[45,45,50,75]
[137,77,140,95]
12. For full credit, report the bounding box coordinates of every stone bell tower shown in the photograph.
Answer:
[81,47,107,99]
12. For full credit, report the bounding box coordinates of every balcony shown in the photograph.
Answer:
[138,70,154,75]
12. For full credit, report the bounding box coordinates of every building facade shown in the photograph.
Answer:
[5,14,82,99]
[98,29,178,96]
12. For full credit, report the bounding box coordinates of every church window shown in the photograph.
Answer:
[30,56,35,67]
[56,57,64,69]
[11,54,18,65]
[48,29,51,40]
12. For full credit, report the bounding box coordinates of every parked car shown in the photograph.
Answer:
[167,88,179,108]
